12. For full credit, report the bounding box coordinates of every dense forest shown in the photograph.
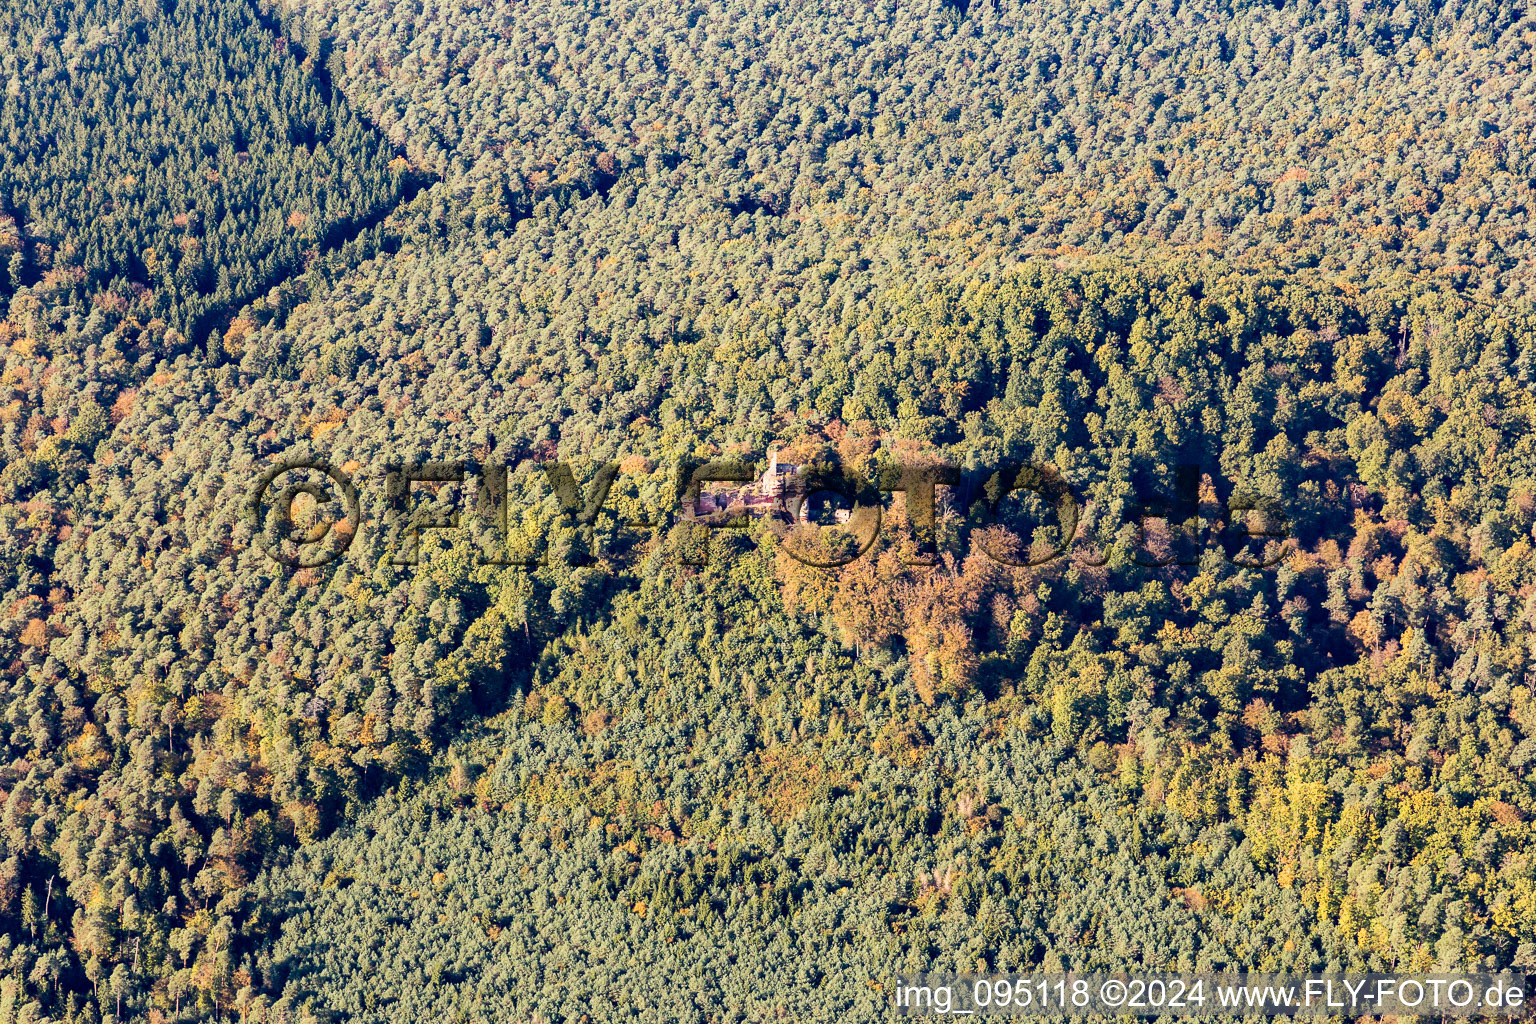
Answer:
[276,0,1536,294]
[1,0,1535,1021]
[0,0,407,345]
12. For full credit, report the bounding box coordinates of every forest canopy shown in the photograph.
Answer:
[1,0,1534,1021]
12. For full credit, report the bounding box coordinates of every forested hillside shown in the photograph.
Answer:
[275,0,1536,294]
[1,0,1535,1021]
[0,0,407,346]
